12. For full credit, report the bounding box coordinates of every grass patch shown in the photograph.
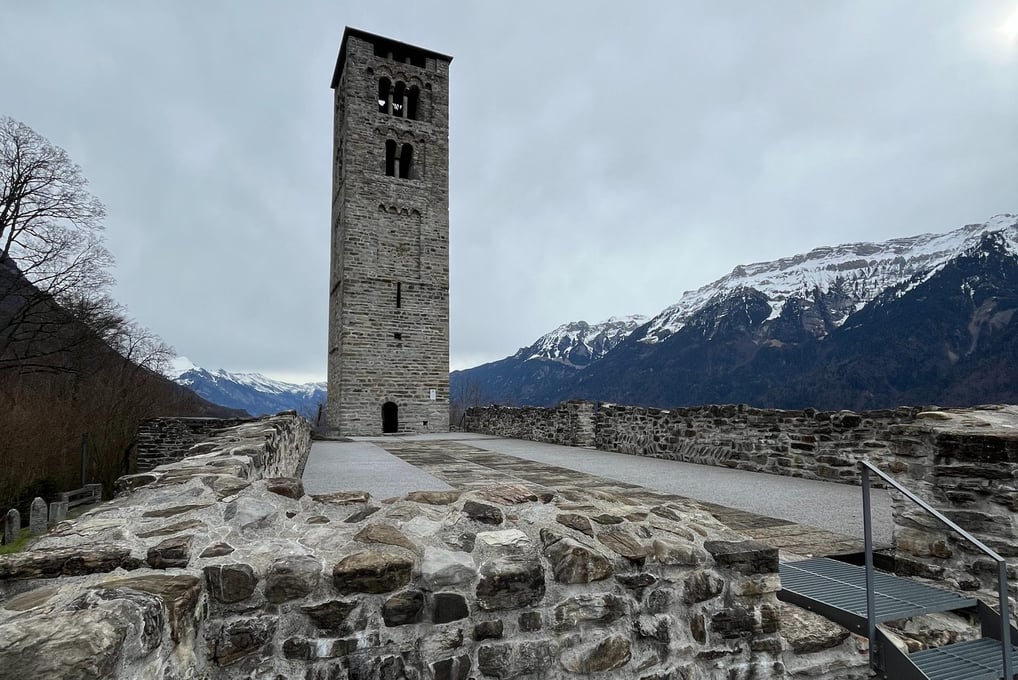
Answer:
[0,527,34,555]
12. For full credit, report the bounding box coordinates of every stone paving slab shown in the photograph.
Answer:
[462,436,893,543]
[303,440,454,499]
[373,439,883,558]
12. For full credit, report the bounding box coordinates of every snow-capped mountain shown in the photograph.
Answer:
[455,213,1018,410]
[169,358,327,418]
[514,315,648,366]
[643,214,1018,343]
[449,314,647,408]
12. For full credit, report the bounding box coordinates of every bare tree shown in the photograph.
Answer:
[449,376,484,429]
[0,116,113,373]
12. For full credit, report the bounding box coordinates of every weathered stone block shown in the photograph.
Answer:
[711,606,756,638]
[199,542,235,558]
[683,569,725,604]
[430,654,471,680]
[204,563,258,603]
[0,607,128,679]
[3,508,20,545]
[355,523,418,553]
[476,557,545,610]
[146,535,193,569]
[0,545,137,580]
[344,505,381,523]
[462,500,504,525]
[477,641,555,678]
[405,490,462,505]
[780,606,851,653]
[556,513,594,536]
[422,546,475,587]
[553,593,626,631]
[264,555,321,603]
[283,637,313,660]
[544,535,613,584]
[560,635,632,673]
[382,589,425,626]
[208,616,276,666]
[47,500,67,528]
[302,599,358,631]
[473,619,504,641]
[311,490,370,505]
[320,632,379,658]
[29,497,48,536]
[265,476,305,499]
[704,540,778,575]
[433,592,469,624]
[598,530,651,560]
[635,614,672,642]
[332,550,413,594]
[95,574,201,644]
[652,537,705,565]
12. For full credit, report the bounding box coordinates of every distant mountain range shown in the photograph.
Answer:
[452,214,1018,411]
[170,359,326,418]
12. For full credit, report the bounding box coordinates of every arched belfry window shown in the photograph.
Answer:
[384,141,415,179]
[377,78,391,114]
[377,79,421,121]
[398,143,413,179]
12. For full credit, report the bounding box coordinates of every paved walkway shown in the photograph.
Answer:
[303,433,893,559]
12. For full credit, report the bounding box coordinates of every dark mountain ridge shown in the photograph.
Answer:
[452,215,1018,411]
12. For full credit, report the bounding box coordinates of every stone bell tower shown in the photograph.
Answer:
[326,28,451,435]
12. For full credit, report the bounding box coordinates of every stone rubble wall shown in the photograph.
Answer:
[465,401,596,448]
[0,411,867,679]
[131,412,312,484]
[880,407,1018,612]
[466,402,921,485]
[135,416,254,472]
[468,401,1018,620]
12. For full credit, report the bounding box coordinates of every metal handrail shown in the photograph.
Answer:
[859,460,1013,678]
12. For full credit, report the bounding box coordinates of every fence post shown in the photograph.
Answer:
[80,432,89,486]
[861,464,878,672]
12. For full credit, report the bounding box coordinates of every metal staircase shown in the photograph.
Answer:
[777,461,1017,680]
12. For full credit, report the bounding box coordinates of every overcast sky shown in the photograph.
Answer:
[3,2,1016,382]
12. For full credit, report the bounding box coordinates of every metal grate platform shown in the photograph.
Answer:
[779,557,978,632]
[910,638,1018,680]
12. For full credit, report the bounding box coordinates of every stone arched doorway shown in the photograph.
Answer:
[382,402,398,434]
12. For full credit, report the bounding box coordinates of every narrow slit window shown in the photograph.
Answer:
[384,140,396,176]
[377,78,391,114]
[398,143,413,179]
[392,82,406,117]
[396,281,402,308]
[407,86,420,120]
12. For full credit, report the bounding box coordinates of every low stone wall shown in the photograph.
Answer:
[464,400,596,448]
[468,401,1018,616]
[466,402,920,485]
[136,416,253,472]
[882,407,1018,607]
[0,412,867,679]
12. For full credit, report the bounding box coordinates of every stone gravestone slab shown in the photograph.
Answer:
[29,497,48,536]
[4,509,20,544]
[49,500,68,528]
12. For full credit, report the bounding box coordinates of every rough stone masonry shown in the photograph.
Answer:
[0,413,870,679]
[325,27,451,436]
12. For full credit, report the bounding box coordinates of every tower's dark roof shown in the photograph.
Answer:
[331,27,453,89]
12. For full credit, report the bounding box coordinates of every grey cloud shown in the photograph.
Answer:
[2,1,1015,377]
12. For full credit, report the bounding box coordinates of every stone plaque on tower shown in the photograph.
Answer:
[326,28,452,436]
